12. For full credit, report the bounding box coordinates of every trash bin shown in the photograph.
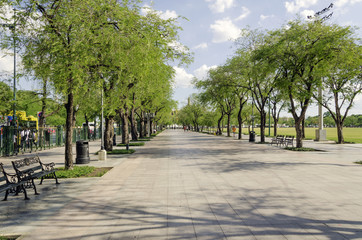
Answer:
[76,140,90,164]
[249,131,255,142]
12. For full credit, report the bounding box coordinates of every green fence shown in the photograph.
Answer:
[0,125,103,157]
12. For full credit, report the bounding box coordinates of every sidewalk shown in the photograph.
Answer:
[1,130,362,239]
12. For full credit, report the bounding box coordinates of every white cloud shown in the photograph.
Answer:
[168,41,189,54]
[193,43,208,50]
[285,0,318,13]
[335,0,362,7]
[300,9,315,20]
[260,14,275,21]
[141,4,178,20]
[210,18,241,43]
[205,0,234,13]
[173,66,194,88]
[235,6,251,21]
[194,64,217,80]
[160,10,178,20]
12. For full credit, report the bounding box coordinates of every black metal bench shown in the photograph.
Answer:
[11,155,59,195]
[0,163,29,201]
[284,136,294,147]
[271,135,285,146]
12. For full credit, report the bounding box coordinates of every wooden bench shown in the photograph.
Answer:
[271,135,285,146]
[11,155,59,195]
[284,136,294,147]
[0,163,29,201]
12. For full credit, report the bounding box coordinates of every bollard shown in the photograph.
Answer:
[98,149,107,161]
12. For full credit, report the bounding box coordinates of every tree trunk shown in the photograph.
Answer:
[302,117,305,139]
[294,120,303,148]
[237,109,243,139]
[139,112,145,138]
[39,79,48,148]
[259,110,266,143]
[273,118,278,137]
[72,107,77,128]
[217,113,224,135]
[150,118,154,134]
[227,114,231,137]
[64,92,74,170]
[130,108,138,141]
[39,111,45,148]
[121,108,129,144]
[237,98,247,140]
[336,121,344,144]
[93,118,97,140]
[104,116,114,151]
[84,113,90,140]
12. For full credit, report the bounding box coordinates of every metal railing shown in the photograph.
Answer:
[0,126,122,157]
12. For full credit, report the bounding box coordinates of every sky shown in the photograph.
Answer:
[1,0,362,117]
[142,0,362,116]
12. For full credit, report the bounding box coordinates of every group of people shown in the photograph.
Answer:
[18,128,37,152]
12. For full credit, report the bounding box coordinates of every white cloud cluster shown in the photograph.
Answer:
[172,65,218,89]
[173,66,194,88]
[235,6,251,21]
[285,0,318,13]
[210,17,241,43]
[260,14,275,21]
[193,42,208,50]
[141,4,178,20]
[205,0,234,13]
[194,64,217,80]
[300,9,315,20]
[159,10,178,20]
[168,40,189,54]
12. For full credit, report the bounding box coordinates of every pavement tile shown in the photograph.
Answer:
[2,131,362,239]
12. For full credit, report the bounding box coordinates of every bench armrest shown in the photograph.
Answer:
[41,162,55,171]
[17,169,34,181]
[4,172,19,184]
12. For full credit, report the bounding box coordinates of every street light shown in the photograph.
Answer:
[98,77,107,161]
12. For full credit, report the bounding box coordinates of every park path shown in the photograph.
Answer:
[4,129,362,239]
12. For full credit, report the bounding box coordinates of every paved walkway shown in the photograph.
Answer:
[1,130,362,239]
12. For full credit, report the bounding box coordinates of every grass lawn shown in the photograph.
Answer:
[117,142,145,147]
[241,127,362,143]
[106,149,135,154]
[131,138,152,142]
[0,237,19,240]
[46,166,111,178]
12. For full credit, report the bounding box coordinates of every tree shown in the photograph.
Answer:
[264,19,353,147]
[237,30,280,142]
[227,56,249,139]
[196,66,237,136]
[269,89,286,136]
[315,37,361,143]
[0,81,12,116]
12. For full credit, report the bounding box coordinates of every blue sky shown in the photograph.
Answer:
[143,0,362,115]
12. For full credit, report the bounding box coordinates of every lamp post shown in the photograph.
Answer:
[98,78,107,160]
[268,98,271,137]
[101,85,104,150]
[315,84,327,141]
[308,4,332,141]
